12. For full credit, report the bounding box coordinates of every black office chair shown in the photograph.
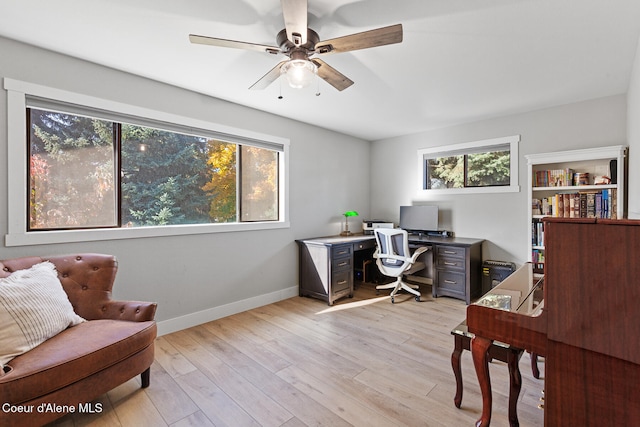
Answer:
[373,228,429,303]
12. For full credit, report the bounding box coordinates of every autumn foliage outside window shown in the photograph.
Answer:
[28,108,279,231]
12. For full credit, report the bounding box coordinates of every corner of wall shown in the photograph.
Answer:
[627,35,640,218]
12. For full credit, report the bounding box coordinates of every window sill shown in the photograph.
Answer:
[417,185,520,197]
[5,221,290,247]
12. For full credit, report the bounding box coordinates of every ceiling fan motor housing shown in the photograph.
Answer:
[277,28,320,56]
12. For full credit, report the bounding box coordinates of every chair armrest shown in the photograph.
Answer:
[410,245,430,263]
[99,300,157,322]
[378,254,408,263]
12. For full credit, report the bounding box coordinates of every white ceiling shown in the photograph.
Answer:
[2,0,640,141]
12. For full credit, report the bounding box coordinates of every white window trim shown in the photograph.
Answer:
[4,78,290,247]
[416,135,520,196]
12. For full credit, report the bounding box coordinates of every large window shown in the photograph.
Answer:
[29,110,118,230]
[418,135,520,195]
[5,79,288,246]
[28,108,279,231]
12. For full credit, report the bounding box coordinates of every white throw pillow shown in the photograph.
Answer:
[0,261,85,370]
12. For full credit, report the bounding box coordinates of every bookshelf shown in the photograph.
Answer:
[526,145,627,272]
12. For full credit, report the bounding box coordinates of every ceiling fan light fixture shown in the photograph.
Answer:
[281,59,317,89]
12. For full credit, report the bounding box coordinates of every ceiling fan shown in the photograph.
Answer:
[189,0,403,91]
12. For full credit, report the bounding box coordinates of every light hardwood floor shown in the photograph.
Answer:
[49,282,544,427]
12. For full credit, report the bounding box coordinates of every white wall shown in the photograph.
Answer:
[371,95,628,265]
[0,37,371,334]
[2,32,637,333]
[628,35,640,219]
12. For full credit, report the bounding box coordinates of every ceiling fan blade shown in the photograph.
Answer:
[311,59,354,91]
[315,24,403,55]
[281,0,307,46]
[189,34,281,55]
[249,61,288,90]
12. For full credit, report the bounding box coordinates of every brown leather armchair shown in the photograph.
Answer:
[0,253,157,427]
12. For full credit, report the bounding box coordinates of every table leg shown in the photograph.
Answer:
[507,349,523,427]
[472,336,493,427]
[451,336,464,408]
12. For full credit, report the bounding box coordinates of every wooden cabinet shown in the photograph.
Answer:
[434,245,467,296]
[525,146,627,272]
[330,244,353,296]
[430,239,483,304]
[296,236,375,305]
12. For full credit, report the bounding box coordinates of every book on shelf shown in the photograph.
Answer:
[534,168,574,187]
[533,188,616,219]
[563,194,570,217]
[531,219,544,246]
[531,248,544,268]
[586,192,596,218]
[532,199,542,215]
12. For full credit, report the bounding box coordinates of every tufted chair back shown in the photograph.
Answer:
[0,253,155,321]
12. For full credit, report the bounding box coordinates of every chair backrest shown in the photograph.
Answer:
[374,228,411,267]
[0,253,118,320]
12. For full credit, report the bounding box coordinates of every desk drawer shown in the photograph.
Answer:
[354,239,376,251]
[436,245,466,259]
[436,270,465,294]
[436,256,465,271]
[332,245,353,259]
[332,270,351,293]
[332,256,352,271]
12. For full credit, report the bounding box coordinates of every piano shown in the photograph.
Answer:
[466,262,545,426]
[467,217,640,426]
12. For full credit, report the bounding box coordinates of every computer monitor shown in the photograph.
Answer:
[399,205,438,234]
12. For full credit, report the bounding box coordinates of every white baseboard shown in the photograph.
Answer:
[156,286,299,336]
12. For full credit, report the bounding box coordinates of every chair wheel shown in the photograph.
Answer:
[391,297,395,304]
[415,296,421,302]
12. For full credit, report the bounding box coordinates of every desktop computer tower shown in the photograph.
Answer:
[481,260,516,295]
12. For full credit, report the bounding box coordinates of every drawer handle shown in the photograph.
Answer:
[444,279,457,284]
[444,250,457,254]
[337,280,347,285]
[337,250,348,255]
[444,261,457,266]
[337,262,348,267]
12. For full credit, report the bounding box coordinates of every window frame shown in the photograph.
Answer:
[5,78,290,247]
[417,135,520,196]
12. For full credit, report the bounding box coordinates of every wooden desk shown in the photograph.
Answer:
[296,235,376,305]
[410,235,484,304]
[296,233,483,305]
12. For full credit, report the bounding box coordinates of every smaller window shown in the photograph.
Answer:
[418,135,520,195]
